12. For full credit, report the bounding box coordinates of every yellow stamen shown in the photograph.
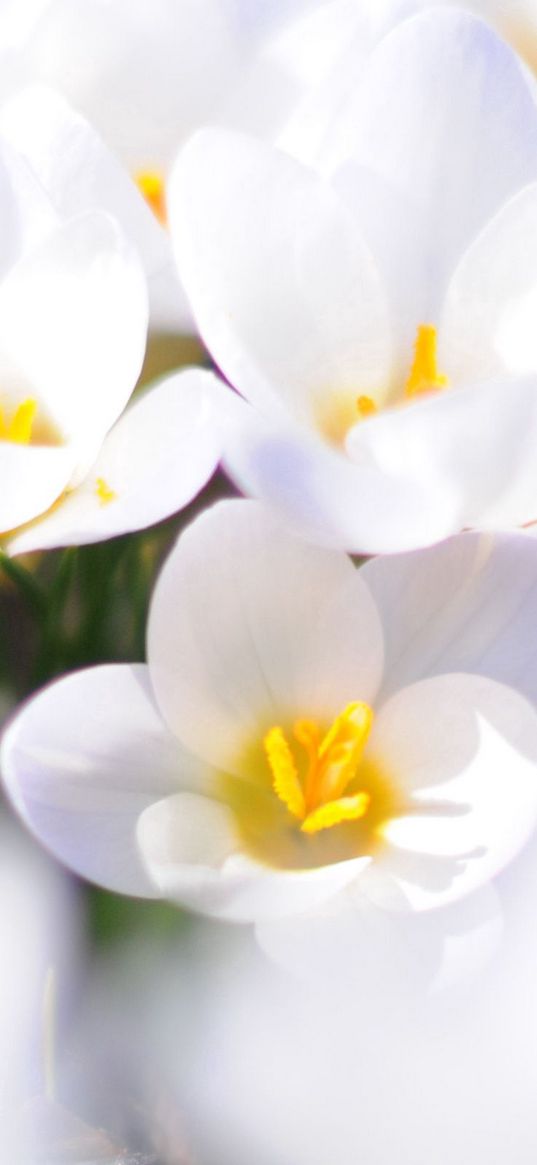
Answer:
[356,394,377,419]
[135,169,167,226]
[404,324,448,398]
[264,726,305,820]
[0,398,37,444]
[264,701,374,836]
[301,792,370,834]
[95,477,116,505]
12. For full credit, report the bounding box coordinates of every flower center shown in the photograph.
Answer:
[219,706,402,870]
[264,701,373,835]
[356,323,448,421]
[0,397,63,448]
[135,169,167,226]
[316,323,449,443]
[0,398,37,444]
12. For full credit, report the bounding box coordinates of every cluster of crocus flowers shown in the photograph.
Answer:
[3,0,537,991]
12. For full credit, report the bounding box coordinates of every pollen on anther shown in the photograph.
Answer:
[95,477,117,506]
[405,324,448,398]
[301,791,371,834]
[264,726,305,820]
[263,702,375,836]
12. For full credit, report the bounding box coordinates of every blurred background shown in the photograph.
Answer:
[3,2,537,1162]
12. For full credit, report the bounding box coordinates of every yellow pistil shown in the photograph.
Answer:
[95,477,116,505]
[404,323,448,399]
[0,398,37,444]
[135,169,167,226]
[264,701,373,836]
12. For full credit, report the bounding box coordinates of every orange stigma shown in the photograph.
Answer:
[135,170,167,226]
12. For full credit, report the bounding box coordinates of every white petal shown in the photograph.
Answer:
[0,137,59,272]
[333,162,430,360]
[428,885,503,995]
[0,442,75,533]
[322,9,537,311]
[148,499,384,770]
[6,369,225,555]
[369,673,537,909]
[274,2,381,166]
[440,182,537,383]
[362,529,537,706]
[256,881,502,992]
[223,407,462,554]
[138,791,369,921]
[1,664,204,897]
[0,85,193,332]
[347,375,537,532]
[0,211,148,446]
[26,0,243,169]
[170,127,392,418]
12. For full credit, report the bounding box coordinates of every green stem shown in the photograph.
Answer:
[32,548,79,685]
[0,551,47,623]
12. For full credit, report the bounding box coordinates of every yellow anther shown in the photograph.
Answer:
[301,792,370,835]
[356,394,377,419]
[95,477,117,505]
[135,169,167,226]
[0,398,37,444]
[263,702,374,835]
[264,726,306,819]
[405,324,448,398]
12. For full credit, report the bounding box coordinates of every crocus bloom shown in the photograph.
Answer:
[170,9,537,553]
[0,143,223,555]
[0,0,348,332]
[4,500,537,922]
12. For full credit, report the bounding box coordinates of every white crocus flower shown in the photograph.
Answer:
[0,0,351,333]
[170,9,537,553]
[0,144,224,556]
[362,1,537,75]
[4,499,537,924]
